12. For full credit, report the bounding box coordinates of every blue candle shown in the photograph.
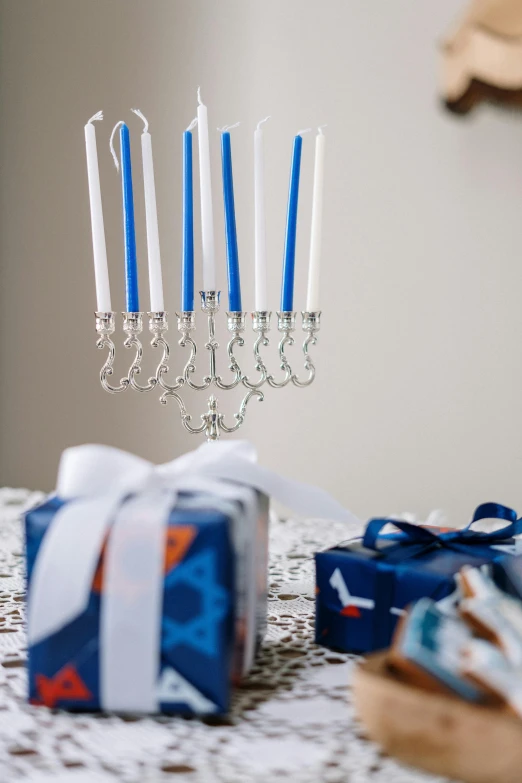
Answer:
[120,123,139,312]
[281,134,303,312]
[221,130,242,312]
[182,128,195,311]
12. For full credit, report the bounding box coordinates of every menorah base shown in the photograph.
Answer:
[95,292,320,440]
[160,391,264,442]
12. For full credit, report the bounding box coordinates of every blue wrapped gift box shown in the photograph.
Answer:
[26,488,268,715]
[24,436,359,715]
[315,503,522,654]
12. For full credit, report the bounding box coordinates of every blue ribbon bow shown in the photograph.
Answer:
[363,502,522,563]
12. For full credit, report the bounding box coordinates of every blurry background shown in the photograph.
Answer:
[1,0,521,524]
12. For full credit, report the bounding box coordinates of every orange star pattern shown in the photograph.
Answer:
[92,525,197,593]
[33,664,92,708]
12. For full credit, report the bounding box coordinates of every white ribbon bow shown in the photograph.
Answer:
[28,440,359,712]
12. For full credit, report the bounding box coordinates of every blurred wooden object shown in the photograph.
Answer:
[442,0,522,113]
[353,652,522,783]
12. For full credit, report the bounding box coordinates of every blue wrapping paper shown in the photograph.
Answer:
[315,503,522,654]
[26,491,265,715]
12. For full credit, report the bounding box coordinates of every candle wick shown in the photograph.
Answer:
[296,128,312,136]
[131,108,149,133]
[186,117,198,131]
[256,116,271,130]
[109,121,125,172]
[318,124,328,135]
[197,86,204,106]
[87,110,103,125]
[217,122,241,132]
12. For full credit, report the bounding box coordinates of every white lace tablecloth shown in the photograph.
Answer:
[0,488,447,783]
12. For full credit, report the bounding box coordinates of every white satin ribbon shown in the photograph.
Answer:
[28,440,359,712]
[101,490,172,712]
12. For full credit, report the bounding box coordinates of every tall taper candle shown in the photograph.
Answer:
[221,125,242,312]
[197,88,216,291]
[85,111,111,312]
[132,109,164,313]
[254,117,270,312]
[182,119,196,312]
[110,121,140,313]
[281,131,307,312]
[306,126,326,312]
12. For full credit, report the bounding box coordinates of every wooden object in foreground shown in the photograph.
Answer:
[353,652,522,783]
[442,0,522,114]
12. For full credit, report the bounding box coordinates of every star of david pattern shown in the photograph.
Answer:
[33,664,92,708]
[162,549,229,657]
[157,667,217,714]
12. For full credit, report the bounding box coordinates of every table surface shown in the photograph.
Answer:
[0,488,447,783]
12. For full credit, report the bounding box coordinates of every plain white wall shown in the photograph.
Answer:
[2,0,522,525]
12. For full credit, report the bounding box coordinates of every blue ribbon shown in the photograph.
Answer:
[363,502,522,564]
[363,503,521,650]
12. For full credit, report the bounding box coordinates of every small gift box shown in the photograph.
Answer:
[315,503,522,654]
[26,440,356,715]
[25,442,272,715]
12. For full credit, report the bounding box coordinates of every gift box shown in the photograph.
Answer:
[315,503,522,655]
[25,443,270,715]
[26,440,357,715]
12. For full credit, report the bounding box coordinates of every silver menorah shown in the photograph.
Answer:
[95,291,321,441]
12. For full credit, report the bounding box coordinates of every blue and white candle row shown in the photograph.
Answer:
[84,95,325,315]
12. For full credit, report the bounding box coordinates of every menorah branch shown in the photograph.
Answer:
[215,312,246,390]
[242,311,271,390]
[95,312,130,393]
[160,391,263,441]
[267,312,296,388]
[123,312,158,392]
[291,311,321,388]
[148,311,185,392]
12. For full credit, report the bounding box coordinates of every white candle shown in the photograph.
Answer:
[197,88,216,291]
[84,111,111,312]
[306,126,326,312]
[132,109,164,313]
[254,116,270,311]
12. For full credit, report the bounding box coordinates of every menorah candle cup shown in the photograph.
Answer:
[252,311,272,333]
[95,311,116,335]
[176,311,196,332]
[200,290,220,313]
[148,311,168,336]
[276,311,297,333]
[302,311,321,332]
[122,312,144,335]
[226,312,247,333]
